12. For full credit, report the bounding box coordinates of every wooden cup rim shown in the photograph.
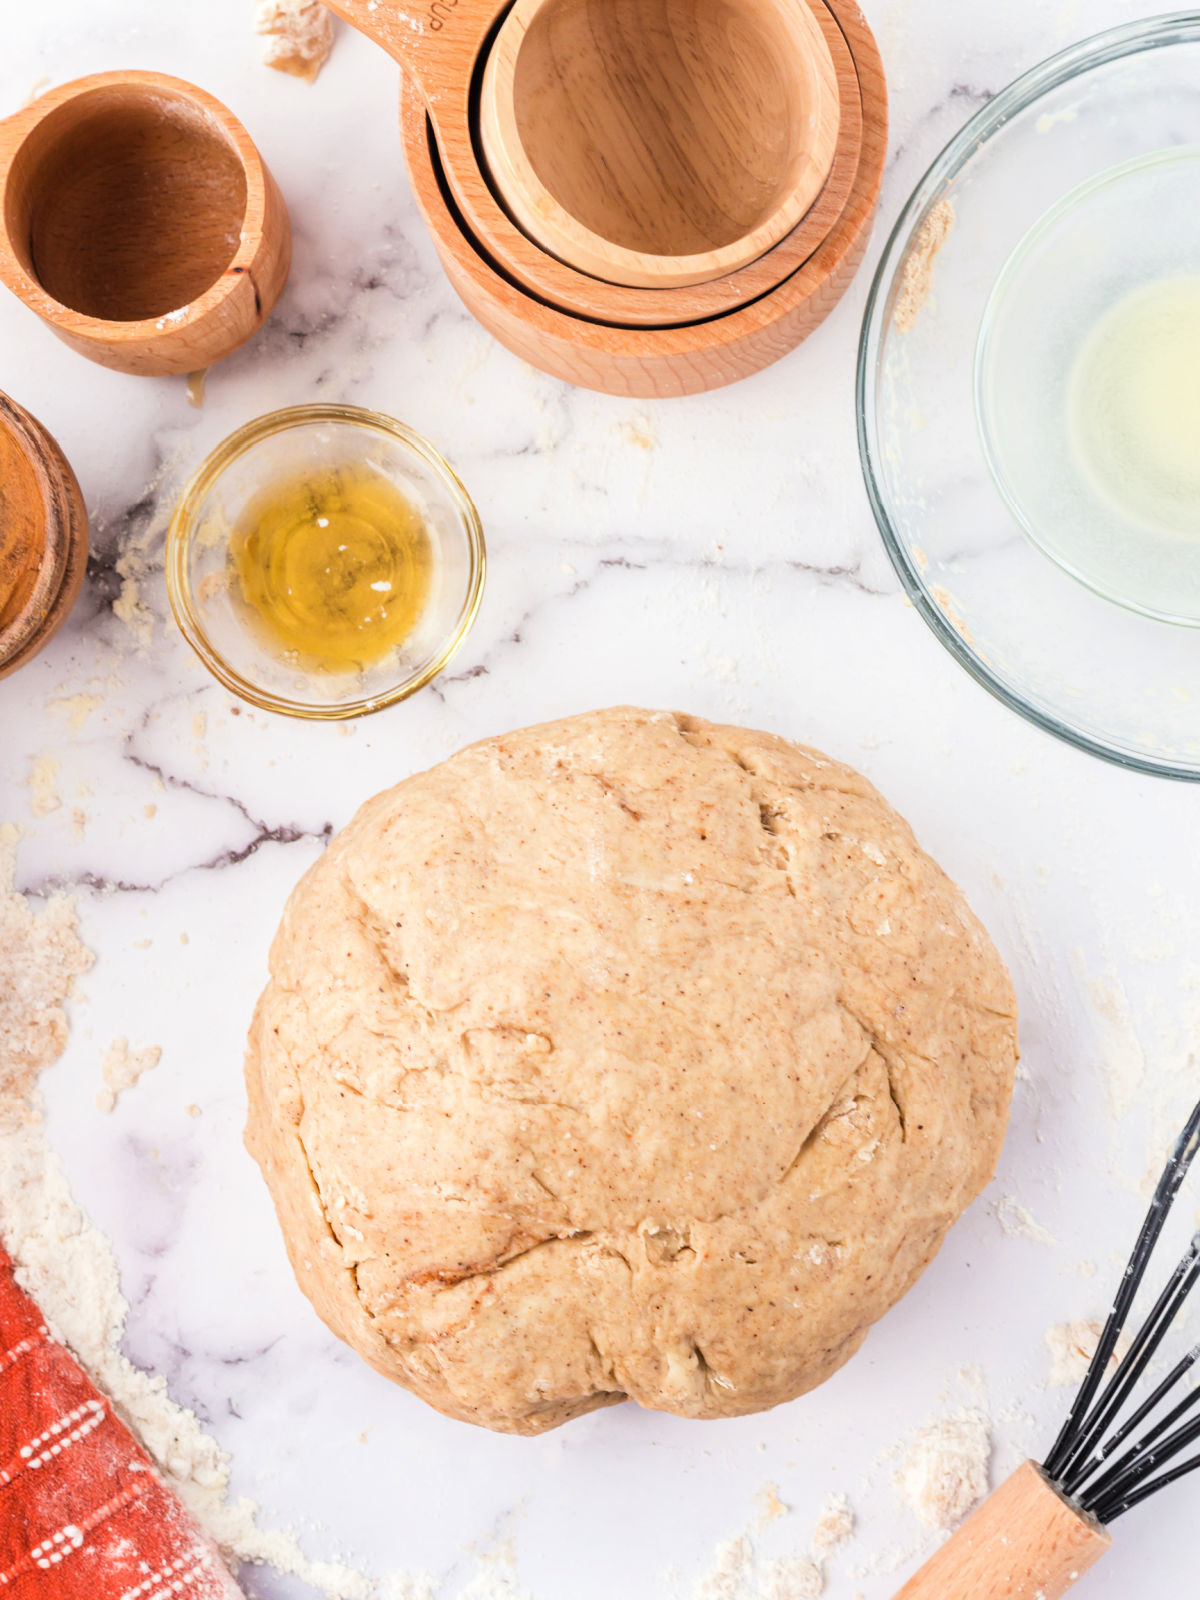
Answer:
[0,393,87,677]
[0,70,272,347]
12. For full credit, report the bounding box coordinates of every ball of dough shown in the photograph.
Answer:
[245,708,1016,1435]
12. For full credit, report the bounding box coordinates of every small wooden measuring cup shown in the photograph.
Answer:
[324,0,861,325]
[0,393,88,680]
[0,71,291,377]
[479,0,841,287]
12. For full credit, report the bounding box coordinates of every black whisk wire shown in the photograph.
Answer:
[1076,1340,1200,1481]
[1040,1093,1200,1520]
[1058,1232,1200,1495]
[1083,1394,1200,1518]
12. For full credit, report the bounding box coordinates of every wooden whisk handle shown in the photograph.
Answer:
[892,1461,1112,1600]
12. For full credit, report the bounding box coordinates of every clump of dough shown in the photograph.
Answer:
[893,199,955,334]
[96,1036,162,1113]
[245,709,1018,1434]
[255,0,335,82]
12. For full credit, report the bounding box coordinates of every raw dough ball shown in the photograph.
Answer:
[245,709,1016,1434]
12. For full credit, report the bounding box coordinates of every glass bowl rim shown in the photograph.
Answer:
[856,10,1200,782]
[166,402,487,720]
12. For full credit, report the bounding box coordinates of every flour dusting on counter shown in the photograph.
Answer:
[694,1535,822,1600]
[895,1410,991,1528]
[692,1488,855,1599]
[0,827,377,1600]
[809,1493,854,1558]
[1046,1319,1132,1387]
[996,1194,1058,1248]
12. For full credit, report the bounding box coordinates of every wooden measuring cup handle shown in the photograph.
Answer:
[322,0,498,101]
[324,0,473,75]
[891,1462,1111,1600]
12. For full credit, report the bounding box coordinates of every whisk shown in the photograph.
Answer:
[893,1096,1200,1599]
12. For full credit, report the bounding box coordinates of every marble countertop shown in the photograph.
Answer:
[3,1,1199,1596]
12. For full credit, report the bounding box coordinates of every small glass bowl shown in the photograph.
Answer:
[167,404,485,719]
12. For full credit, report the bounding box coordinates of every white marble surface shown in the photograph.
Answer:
[3,1,1200,1595]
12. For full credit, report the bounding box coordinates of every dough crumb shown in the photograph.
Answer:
[810,1492,854,1558]
[186,1103,202,1118]
[256,0,335,81]
[996,1195,1058,1248]
[895,1410,990,1529]
[1046,1319,1131,1388]
[757,1482,788,1524]
[96,1036,162,1113]
[29,753,61,816]
[893,198,955,333]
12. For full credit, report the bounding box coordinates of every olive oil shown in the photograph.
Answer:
[230,464,433,669]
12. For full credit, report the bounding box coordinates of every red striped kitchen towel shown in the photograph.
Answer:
[0,1243,242,1598]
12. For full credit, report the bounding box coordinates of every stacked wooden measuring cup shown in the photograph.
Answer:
[326,0,887,397]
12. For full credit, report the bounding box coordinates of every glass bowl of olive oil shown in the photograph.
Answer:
[167,404,485,718]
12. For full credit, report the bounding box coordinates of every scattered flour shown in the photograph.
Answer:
[996,1195,1058,1248]
[256,0,336,80]
[0,826,377,1600]
[28,752,62,816]
[893,199,955,333]
[1045,1319,1131,1388]
[809,1493,854,1559]
[694,1535,822,1600]
[112,568,155,650]
[96,1035,162,1113]
[895,1411,991,1529]
[615,414,658,452]
[694,1490,855,1600]
[0,823,93,1120]
[378,1580,436,1600]
[49,692,105,734]
[1068,951,1148,1120]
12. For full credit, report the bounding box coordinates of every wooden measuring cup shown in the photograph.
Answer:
[0,393,88,680]
[324,0,850,304]
[397,0,887,396]
[479,0,840,287]
[325,0,862,325]
[0,72,291,376]
[475,0,862,326]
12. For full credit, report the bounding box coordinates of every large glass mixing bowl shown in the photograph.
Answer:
[858,14,1200,779]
